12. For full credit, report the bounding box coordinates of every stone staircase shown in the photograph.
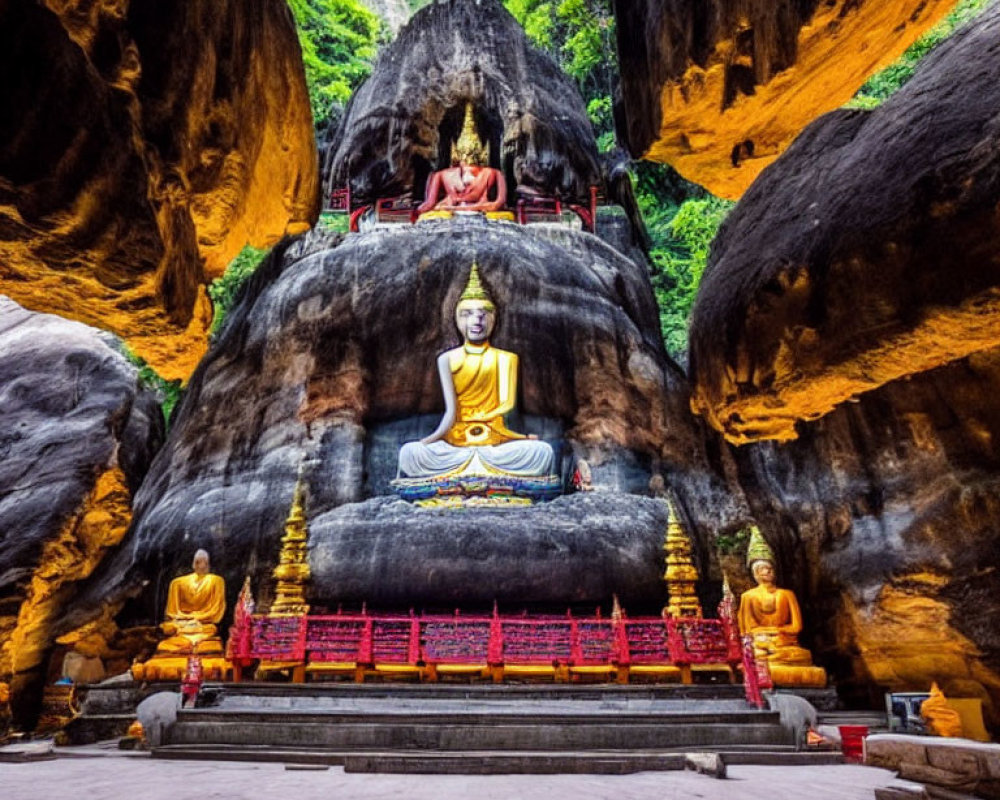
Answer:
[149,683,842,773]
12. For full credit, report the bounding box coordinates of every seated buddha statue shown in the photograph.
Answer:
[155,549,226,656]
[394,265,556,494]
[737,527,827,687]
[417,103,507,216]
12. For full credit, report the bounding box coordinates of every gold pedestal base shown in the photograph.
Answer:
[768,663,827,688]
[131,656,230,682]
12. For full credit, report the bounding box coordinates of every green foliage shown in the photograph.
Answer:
[319,210,350,233]
[288,0,383,126]
[715,527,750,556]
[503,0,617,151]
[122,348,183,428]
[847,0,991,108]
[208,245,269,335]
[503,0,727,361]
[634,166,733,362]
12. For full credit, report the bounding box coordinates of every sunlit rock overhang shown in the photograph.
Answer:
[613,0,960,199]
[0,0,319,381]
[688,5,1000,444]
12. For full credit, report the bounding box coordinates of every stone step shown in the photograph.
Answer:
[177,707,777,724]
[166,715,791,751]
[153,745,688,773]
[194,681,749,702]
[151,744,843,773]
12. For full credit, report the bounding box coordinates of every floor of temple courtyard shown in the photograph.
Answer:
[0,746,909,800]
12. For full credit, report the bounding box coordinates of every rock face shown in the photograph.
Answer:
[0,0,319,380]
[73,220,734,620]
[612,0,957,198]
[326,0,602,202]
[733,349,1000,725]
[0,298,163,725]
[360,0,411,33]
[689,6,1000,444]
[310,493,672,608]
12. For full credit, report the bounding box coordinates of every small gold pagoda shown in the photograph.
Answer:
[270,475,311,616]
[663,498,703,618]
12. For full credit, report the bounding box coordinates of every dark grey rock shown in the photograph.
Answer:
[689,4,1000,443]
[308,492,671,608]
[0,297,163,723]
[326,0,601,203]
[74,219,714,617]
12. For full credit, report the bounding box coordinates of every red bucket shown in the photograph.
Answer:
[839,725,869,762]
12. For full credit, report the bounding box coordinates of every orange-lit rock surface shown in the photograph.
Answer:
[732,348,1000,725]
[613,0,957,199]
[689,7,1000,443]
[0,298,162,727]
[0,0,319,381]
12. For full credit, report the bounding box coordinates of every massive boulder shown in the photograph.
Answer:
[72,221,737,620]
[0,298,162,726]
[733,348,1000,725]
[689,5,1000,444]
[326,0,602,203]
[612,0,958,199]
[0,0,319,381]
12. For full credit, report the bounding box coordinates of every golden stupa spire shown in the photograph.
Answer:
[269,468,311,616]
[451,102,489,166]
[459,262,494,308]
[663,497,703,618]
[745,524,775,568]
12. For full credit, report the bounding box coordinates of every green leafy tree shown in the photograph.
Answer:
[208,245,269,335]
[122,348,183,428]
[642,193,734,362]
[288,0,384,127]
[847,0,991,109]
[503,0,617,149]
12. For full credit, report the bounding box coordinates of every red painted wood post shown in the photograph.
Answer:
[488,603,503,682]
[358,614,374,666]
[569,616,582,668]
[408,612,421,666]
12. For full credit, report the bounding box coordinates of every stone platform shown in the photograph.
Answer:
[308,492,671,607]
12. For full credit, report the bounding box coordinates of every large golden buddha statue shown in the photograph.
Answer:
[737,527,827,687]
[417,104,507,216]
[394,265,557,502]
[132,550,229,681]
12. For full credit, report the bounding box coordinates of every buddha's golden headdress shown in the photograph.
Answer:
[745,525,775,567]
[458,263,495,311]
[451,102,490,167]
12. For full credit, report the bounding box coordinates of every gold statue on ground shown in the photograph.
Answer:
[737,527,826,687]
[132,550,230,681]
[157,549,226,654]
[920,682,964,738]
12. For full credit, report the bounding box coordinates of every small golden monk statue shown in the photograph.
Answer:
[417,103,507,215]
[396,264,555,481]
[920,682,964,738]
[737,527,827,687]
[156,549,226,655]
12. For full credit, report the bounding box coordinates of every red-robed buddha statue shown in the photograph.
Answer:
[418,103,507,215]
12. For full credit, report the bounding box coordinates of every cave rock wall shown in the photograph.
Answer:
[0,0,320,380]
